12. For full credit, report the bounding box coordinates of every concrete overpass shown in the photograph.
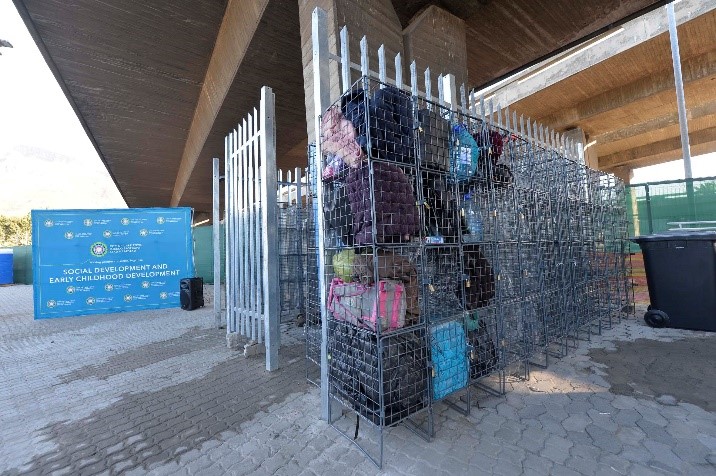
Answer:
[476,0,716,182]
[13,0,683,216]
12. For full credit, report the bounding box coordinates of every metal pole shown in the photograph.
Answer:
[260,86,280,371]
[644,184,654,235]
[212,157,222,329]
[312,7,338,422]
[667,2,692,179]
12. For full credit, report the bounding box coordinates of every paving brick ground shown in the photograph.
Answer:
[0,284,714,475]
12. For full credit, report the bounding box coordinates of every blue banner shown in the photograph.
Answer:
[32,208,194,319]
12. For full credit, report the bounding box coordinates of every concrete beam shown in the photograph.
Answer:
[170,0,270,207]
[599,125,716,169]
[540,49,716,131]
[604,136,716,173]
[477,0,714,107]
[595,99,716,145]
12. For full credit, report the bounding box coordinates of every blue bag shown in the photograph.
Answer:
[430,320,468,400]
[450,124,479,182]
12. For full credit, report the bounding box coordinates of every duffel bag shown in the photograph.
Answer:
[352,251,420,319]
[417,108,450,171]
[327,278,406,333]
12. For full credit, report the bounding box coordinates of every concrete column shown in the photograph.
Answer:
[298,0,404,141]
[611,165,633,185]
[403,5,468,92]
[563,127,598,170]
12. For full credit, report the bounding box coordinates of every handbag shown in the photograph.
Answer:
[327,278,406,333]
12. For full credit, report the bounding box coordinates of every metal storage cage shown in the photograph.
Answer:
[307,10,631,468]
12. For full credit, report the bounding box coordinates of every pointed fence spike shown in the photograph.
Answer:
[395,52,402,90]
[378,44,386,85]
[360,36,368,77]
[340,26,350,93]
[437,73,444,107]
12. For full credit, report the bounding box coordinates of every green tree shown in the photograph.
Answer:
[0,214,31,247]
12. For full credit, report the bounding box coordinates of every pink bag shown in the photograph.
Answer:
[327,277,406,332]
[321,106,364,169]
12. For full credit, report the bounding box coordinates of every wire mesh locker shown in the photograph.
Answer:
[304,145,322,386]
[277,201,307,324]
[308,10,631,467]
[319,77,437,466]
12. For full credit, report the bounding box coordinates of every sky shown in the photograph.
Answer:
[0,2,713,214]
[0,2,126,216]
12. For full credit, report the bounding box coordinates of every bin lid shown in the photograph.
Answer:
[0,248,13,255]
[630,230,716,243]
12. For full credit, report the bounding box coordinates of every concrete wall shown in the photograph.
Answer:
[298,1,468,142]
[299,0,404,141]
[403,5,468,92]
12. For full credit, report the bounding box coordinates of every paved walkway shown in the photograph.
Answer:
[0,285,714,475]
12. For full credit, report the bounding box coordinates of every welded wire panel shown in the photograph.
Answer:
[277,204,308,323]
[328,319,429,427]
[319,77,431,435]
[497,298,535,366]
[421,247,464,319]
[465,305,500,381]
[310,63,633,462]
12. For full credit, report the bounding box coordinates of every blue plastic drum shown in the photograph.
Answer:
[0,249,13,285]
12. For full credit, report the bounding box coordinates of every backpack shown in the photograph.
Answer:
[345,162,420,245]
[416,108,450,171]
[461,245,496,309]
[450,124,479,182]
[327,278,406,333]
[352,251,420,319]
[328,319,428,426]
[421,171,467,244]
[340,86,416,165]
[323,180,353,246]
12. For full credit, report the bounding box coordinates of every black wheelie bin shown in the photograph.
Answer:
[631,231,716,331]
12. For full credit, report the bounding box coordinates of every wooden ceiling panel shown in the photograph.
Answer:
[17,0,228,208]
[17,0,703,211]
[461,0,662,88]
[178,0,307,213]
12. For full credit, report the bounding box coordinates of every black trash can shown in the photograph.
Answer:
[631,231,716,331]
